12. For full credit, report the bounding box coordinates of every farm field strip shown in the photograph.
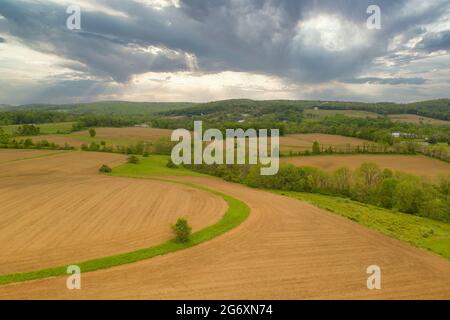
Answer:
[280,133,372,151]
[283,154,450,181]
[0,149,68,163]
[304,109,380,118]
[25,127,174,149]
[388,114,450,125]
[276,191,450,260]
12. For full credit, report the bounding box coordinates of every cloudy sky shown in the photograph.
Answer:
[0,0,449,105]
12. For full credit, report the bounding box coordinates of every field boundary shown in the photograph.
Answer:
[0,178,250,286]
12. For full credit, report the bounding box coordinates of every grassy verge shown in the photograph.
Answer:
[276,191,450,260]
[112,155,205,177]
[0,156,249,286]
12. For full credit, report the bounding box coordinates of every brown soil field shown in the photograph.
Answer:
[79,127,173,141]
[1,175,449,299]
[27,128,174,149]
[29,135,86,148]
[0,149,60,163]
[284,154,450,181]
[388,114,450,125]
[280,133,370,151]
[0,151,226,274]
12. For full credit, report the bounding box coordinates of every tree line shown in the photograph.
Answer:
[187,162,450,223]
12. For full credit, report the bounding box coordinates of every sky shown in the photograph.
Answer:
[0,0,449,105]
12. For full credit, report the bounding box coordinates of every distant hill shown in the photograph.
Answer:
[5,101,195,115]
[161,98,450,121]
[3,98,450,121]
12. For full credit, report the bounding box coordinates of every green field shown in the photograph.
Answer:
[277,191,450,260]
[113,155,204,177]
[1,122,75,135]
[304,108,380,119]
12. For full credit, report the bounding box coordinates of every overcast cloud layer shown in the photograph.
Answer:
[0,0,449,104]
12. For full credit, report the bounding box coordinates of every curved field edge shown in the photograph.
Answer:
[276,191,450,260]
[0,180,250,286]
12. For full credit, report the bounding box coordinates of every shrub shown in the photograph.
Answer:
[16,124,40,136]
[393,179,424,214]
[166,159,178,168]
[99,164,112,173]
[312,141,321,154]
[89,142,100,151]
[171,218,192,243]
[89,128,96,138]
[127,155,140,164]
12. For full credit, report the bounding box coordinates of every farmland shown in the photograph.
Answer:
[304,108,380,119]
[283,154,450,181]
[2,0,450,304]
[0,166,450,298]
[1,122,75,135]
[0,151,227,274]
[388,114,450,125]
[0,149,64,163]
[0,99,450,300]
[280,133,370,152]
[22,127,173,149]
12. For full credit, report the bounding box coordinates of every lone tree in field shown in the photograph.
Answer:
[89,128,96,138]
[127,155,139,164]
[99,164,112,173]
[172,218,192,243]
[312,141,321,154]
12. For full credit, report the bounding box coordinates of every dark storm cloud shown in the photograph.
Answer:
[0,0,191,82]
[342,77,428,85]
[0,0,449,89]
[418,30,450,52]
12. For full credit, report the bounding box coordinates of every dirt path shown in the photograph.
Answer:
[1,175,449,299]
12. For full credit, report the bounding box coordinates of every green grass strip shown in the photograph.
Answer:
[0,184,249,286]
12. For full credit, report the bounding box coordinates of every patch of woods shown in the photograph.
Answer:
[80,138,174,156]
[0,127,73,150]
[188,162,450,223]
[15,124,40,136]
[285,140,450,163]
